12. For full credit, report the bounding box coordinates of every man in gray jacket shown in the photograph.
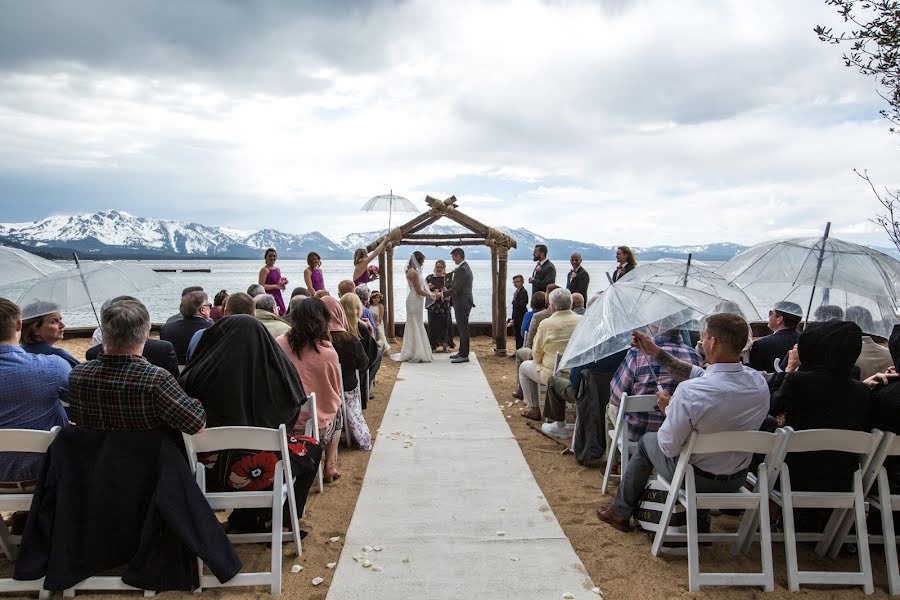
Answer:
[447,247,474,363]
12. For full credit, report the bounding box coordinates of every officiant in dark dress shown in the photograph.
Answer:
[426,260,452,353]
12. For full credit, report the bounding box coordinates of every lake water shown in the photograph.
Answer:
[3,259,622,326]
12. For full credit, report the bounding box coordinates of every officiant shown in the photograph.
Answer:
[426,260,452,353]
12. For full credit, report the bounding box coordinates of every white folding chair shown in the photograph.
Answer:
[337,370,350,448]
[770,427,882,594]
[601,393,658,494]
[650,429,786,591]
[0,427,60,598]
[822,431,900,594]
[302,393,325,494]
[182,424,302,596]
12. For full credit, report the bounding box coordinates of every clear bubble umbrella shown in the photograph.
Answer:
[560,282,729,369]
[717,224,900,337]
[618,257,762,321]
[0,245,65,288]
[15,260,169,323]
[361,190,418,235]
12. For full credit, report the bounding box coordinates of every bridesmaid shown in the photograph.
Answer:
[304,252,325,293]
[352,239,388,286]
[258,247,287,316]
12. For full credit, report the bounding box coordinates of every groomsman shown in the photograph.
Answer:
[529,244,556,295]
[511,275,529,350]
[566,252,589,298]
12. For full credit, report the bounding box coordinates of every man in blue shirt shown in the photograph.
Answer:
[0,298,70,488]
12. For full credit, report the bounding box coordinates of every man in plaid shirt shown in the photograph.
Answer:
[608,330,702,441]
[69,298,205,434]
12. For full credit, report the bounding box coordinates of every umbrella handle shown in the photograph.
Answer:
[72,252,101,327]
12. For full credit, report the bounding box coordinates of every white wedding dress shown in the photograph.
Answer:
[391,258,433,363]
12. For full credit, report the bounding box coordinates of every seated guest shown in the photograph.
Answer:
[605,327,702,444]
[770,320,873,531]
[355,284,377,335]
[246,284,265,298]
[814,304,844,322]
[290,286,310,299]
[254,294,291,338]
[337,279,356,296]
[868,362,900,500]
[323,296,370,450]
[165,286,204,324]
[846,305,893,380]
[572,292,586,315]
[160,290,212,364]
[276,297,344,483]
[19,303,79,367]
[68,298,206,434]
[314,290,330,298]
[341,292,380,404]
[0,298,70,490]
[186,292,255,362]
[210,290,229,322]
[748,301,802,373]
[513,291,548,400]
[598,314,769,532]
[179,315,321,527]
[86,295,179,378]
[519,289,581,421]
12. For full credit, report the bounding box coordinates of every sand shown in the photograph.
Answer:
[2,334,891,598]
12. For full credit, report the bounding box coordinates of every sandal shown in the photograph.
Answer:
[323,460,342,484]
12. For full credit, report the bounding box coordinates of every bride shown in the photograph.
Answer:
[391,251,436,363]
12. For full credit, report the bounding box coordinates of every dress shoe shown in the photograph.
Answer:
[451,356,469,363]
[520,406,542,421]
[596,505,632,532]
[512,386,524,400]
[449,353,460,359]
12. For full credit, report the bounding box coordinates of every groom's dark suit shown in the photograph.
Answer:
[448,260,474,358]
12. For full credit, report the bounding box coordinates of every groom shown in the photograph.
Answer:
[446,247,474,363]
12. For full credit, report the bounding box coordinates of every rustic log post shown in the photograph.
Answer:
[378,250,387,325]
[490,245,498,341]
[386,245,395,340]
[495,245,509,355]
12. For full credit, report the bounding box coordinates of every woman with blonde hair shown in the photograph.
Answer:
[352,239,388,286]
[612,246,638,282]
[340,292,380,407]
[323,296,371,450]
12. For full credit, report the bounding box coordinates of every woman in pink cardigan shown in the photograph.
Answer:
[276,297,344,482]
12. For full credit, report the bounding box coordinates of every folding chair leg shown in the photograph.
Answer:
[685,469,701,592]
[601,437,618,495]
[757,470,775,592]
[651,477,680,557]
[0,518,17,562]
[852,470,875,594]
[780,468,801,592]
[733,507,758,556]
[877,469,900,595]
[271,464,284,596]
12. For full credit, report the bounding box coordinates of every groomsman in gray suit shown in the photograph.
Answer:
[446,247,474,363]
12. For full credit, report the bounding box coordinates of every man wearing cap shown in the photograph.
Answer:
[748,301,802,373]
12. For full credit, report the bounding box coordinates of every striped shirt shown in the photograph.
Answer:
[68,354,205,434]
[609,334,703,441]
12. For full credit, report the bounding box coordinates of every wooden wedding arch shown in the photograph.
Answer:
[365,195,518,354]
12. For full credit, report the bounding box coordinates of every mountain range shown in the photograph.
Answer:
[0,209,893,262]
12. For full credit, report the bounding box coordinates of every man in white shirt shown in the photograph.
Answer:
[597,313,770,533]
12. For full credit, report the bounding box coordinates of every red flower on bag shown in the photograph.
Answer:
[228,452,278,491]
[287,434,319,456]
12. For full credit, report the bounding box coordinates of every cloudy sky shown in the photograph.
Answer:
[1,0,898,246]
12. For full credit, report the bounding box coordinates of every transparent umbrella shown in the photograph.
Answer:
[0,245,65,287]
[16,261,169,322]
[361,190,418,235]
[618,257,762,321]
[560,282,729,369]
[718,226,900,337]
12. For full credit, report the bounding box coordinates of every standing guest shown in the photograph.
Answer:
[354,284,377,335]
[254,294,291,338]
[276,298,344,483]
[748,301,802,373]
[210,290,229,322]
[611,246,637,282]
[246,284,265,298]
[352,240,388,286]
[186,292,255,362]
[179,315,321,526]
[68,298,206,434]
[529,244,556,295]
[597,314,769,533]
[258,248,287,316]
[304,252,326,293]
[846,305,894,379]
[323,296,371,450]
[20,304,79,368]
[0,298,70,489]
[567,252,590,298]
[511,274,529,350]
[165,286,204,324]
[572,293,586,315]
[86,296,178,378]
[426,260,453,353]
[160,290,212,364]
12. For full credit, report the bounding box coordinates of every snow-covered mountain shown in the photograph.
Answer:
[0,209,761,261]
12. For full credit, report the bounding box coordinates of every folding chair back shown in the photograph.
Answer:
[183,424,301,595]
[650,429,785,591]
[772,428,882,594]
[601,393,657,493]
[0,427,60,596]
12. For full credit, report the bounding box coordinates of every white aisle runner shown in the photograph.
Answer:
[326,353,599,600]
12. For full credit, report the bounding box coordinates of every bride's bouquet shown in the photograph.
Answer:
[367,265,379,281]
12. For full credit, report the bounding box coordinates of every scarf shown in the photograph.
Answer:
[322,295,348,333]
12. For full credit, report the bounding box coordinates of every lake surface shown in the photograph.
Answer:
[2,259,623,326]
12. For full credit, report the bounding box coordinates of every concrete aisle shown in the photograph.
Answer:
[326,353,600,600]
